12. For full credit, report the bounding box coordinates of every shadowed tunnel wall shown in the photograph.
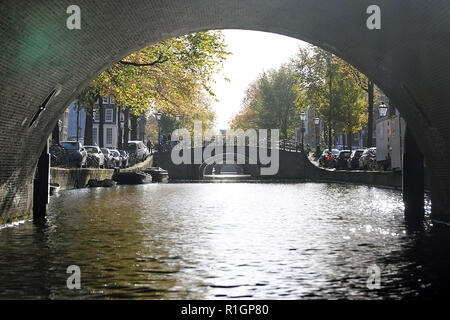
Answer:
[0,0,449,222]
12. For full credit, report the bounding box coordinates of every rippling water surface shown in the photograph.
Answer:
[0,182,449,299]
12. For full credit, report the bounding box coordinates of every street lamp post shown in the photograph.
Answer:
[378,102,388,117]
[156,112,162,147]
[314,117,320,148]
[175,114,181,144]
[92,109,97,145]
[300,112,306,151]
[175,114,180,129]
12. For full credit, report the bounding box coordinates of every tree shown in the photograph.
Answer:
[230,81,260,131]
[335,60,382,147]
[92,31,229,116]
[117,105,123,149]
[124,108,130,146]
[292,45,367,151]
[76,86,98,146]
[145,91,217,143]
[230,65,299,140]
[292,47,340,151]
[76,31,229,147]
[130,113,138,141]
[332,68,367,150]
[98,97,104,147]
[258,67,298,138]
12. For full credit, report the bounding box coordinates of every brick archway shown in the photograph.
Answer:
[0,0,449,221]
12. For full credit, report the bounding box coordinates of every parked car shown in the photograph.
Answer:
[119,150,129,168]
[319,150,328,167]
[335,150,352,169]
[101,148,115,169]
[319,149,340,168]
[347,149,365,169]
[126,141,149,163]
[59,141,87,168]
[359,147,377,170]
[109,149,122,168]
[84,145,105,168]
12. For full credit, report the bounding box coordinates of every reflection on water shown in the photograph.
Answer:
[0,182,448,299]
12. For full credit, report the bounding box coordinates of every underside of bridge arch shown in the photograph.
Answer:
[0,0,449,222]
[199,152,259,178]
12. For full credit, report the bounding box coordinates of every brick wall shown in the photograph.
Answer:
[0,0,449,221]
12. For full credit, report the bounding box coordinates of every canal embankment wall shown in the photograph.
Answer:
[307,165,404,190]
[50,156,153,189]
[304,156,431,191]
[154,150,431,191]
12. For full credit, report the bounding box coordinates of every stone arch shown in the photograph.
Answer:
[0,1,449,221]
[199,152,259,178]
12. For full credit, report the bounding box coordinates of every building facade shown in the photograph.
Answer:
[65,96,145,149]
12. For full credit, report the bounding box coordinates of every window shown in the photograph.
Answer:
[92,127,98,145]
[60,142,80,150]
[105,108,113,122]
[102,96,109,104]
[106,128,113,145]
[94,109,100,122]
[85,146,98,154]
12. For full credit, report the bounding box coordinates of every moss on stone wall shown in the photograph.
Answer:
[0,211,33,225]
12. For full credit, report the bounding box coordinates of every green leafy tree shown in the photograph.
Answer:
[292,46,340,152]
[77,31,229,146]
[332,68,367,150]
[230,81,260,131]
[292,45,367,151]
[93,31,229,115]
[230,65,299,139]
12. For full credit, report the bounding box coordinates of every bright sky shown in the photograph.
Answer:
[210,29,309,130]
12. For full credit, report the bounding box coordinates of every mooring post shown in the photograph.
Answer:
[402,127,424,223]
[33,140,50,219]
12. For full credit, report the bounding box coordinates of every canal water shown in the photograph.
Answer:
[0,182,449,299]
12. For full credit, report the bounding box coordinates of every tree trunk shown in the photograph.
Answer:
[140,117,146,141]
[124,108,129,146]
[367,80,374,147]
[83,93,97,146]
[117,106,123,150]
[98,96,104,148]
[76,103,80,142]
[347,130,352,151]
[84,110,93,145]
[328,126,332,152]
[130,113,138,140]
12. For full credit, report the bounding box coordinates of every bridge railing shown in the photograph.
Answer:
[156,139,306,153]
[277,139,304,153]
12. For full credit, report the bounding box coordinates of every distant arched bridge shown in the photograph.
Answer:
[155,145,308,180]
